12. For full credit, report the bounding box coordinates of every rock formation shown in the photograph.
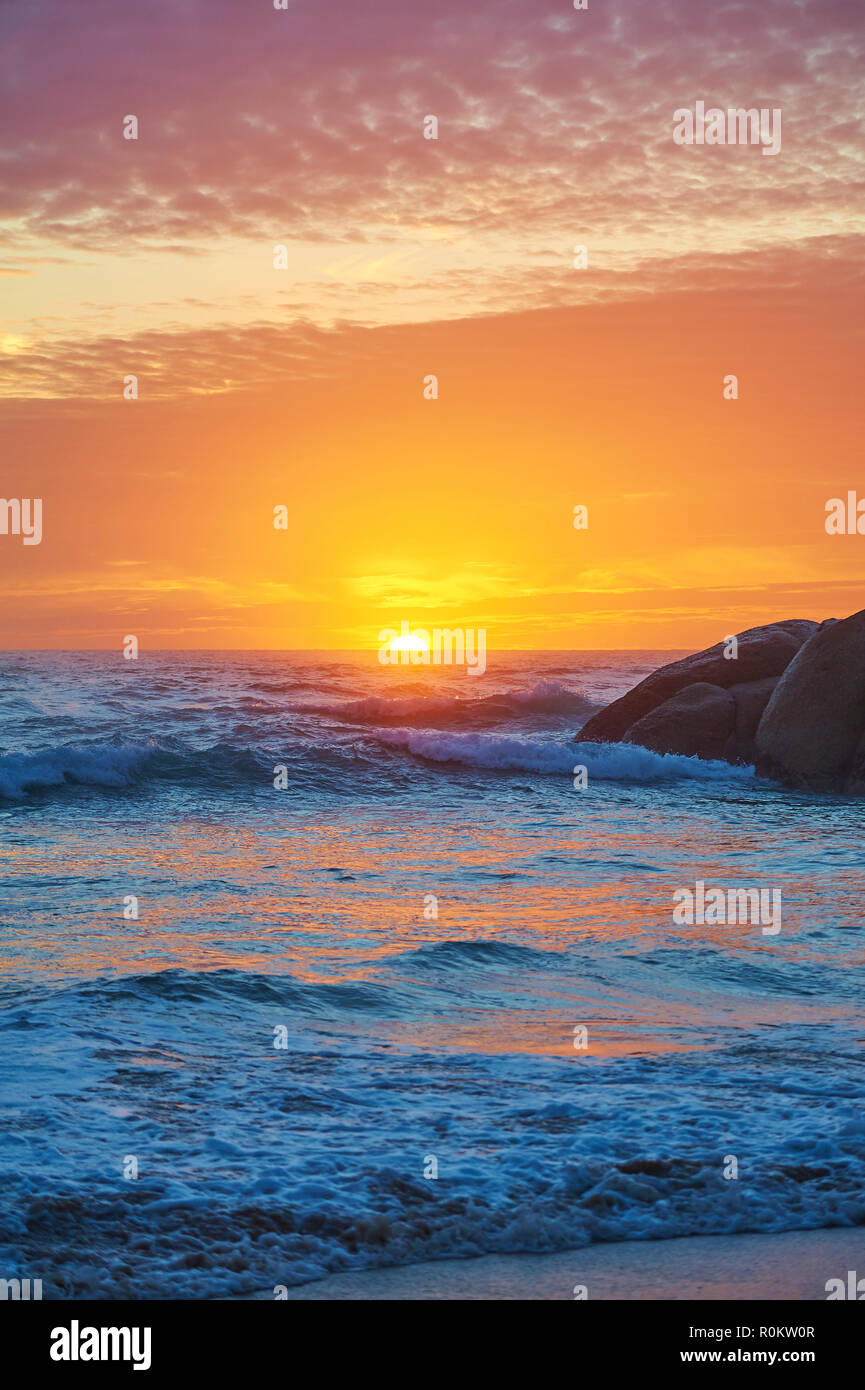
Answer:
[577,619,819,766]
[755,609,865,792]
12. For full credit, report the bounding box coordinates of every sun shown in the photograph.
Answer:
[387,634,429,653]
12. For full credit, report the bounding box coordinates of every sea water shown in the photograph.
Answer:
[0,650,863,1297]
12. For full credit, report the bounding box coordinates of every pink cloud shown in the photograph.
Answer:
[0,0,862,255]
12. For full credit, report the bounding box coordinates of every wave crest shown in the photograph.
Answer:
[378,729,754,782]
[0,744,152,799]
[319,680,599,729]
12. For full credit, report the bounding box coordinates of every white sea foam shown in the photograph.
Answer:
[377,728,755,782]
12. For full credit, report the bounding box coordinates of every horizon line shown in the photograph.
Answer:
[0,645,691,655]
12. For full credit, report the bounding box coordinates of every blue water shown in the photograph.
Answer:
[1,650,863,1298]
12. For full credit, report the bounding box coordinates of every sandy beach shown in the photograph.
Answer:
[274,1228,865,1301]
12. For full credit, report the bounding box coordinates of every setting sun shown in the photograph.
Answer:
[385,633,429,654]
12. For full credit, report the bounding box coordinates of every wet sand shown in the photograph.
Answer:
[274,1228,865,1300]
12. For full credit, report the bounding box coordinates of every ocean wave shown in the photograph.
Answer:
[90,967,408,1014]
[0,728,756,801]
[0,736,372,800]
[0,744,153,799]
[0,741,282,800]
[377,729,755,782]
[4,1044,863,1299]
[316,680,599,729]
[386,939,563,972]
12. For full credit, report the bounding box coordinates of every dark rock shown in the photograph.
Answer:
[755,608,865,791]
[577,620,818,745]
[843,728,865,795]
[724,677,779,765]
[623,682,736,760]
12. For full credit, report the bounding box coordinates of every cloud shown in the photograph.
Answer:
[1,0,862,263]
[1,234,862,401]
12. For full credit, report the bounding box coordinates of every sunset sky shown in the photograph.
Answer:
[1,0,863,649]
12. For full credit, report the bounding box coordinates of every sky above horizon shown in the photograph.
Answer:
[2,0,864,650]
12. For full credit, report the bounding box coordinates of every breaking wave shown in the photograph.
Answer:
[0,727,756,800]
[0,744,153,799]
[377,729,755,782]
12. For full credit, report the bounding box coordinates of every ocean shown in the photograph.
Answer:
[1,649,863,1298]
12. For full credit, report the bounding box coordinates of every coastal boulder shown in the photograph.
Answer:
[843,728,865,795]
[755,609,865,791]
[577,620,818,745]
[623,683,736,761]
[724,678,778,765]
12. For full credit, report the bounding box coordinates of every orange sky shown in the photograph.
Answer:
[2,0,864,649]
